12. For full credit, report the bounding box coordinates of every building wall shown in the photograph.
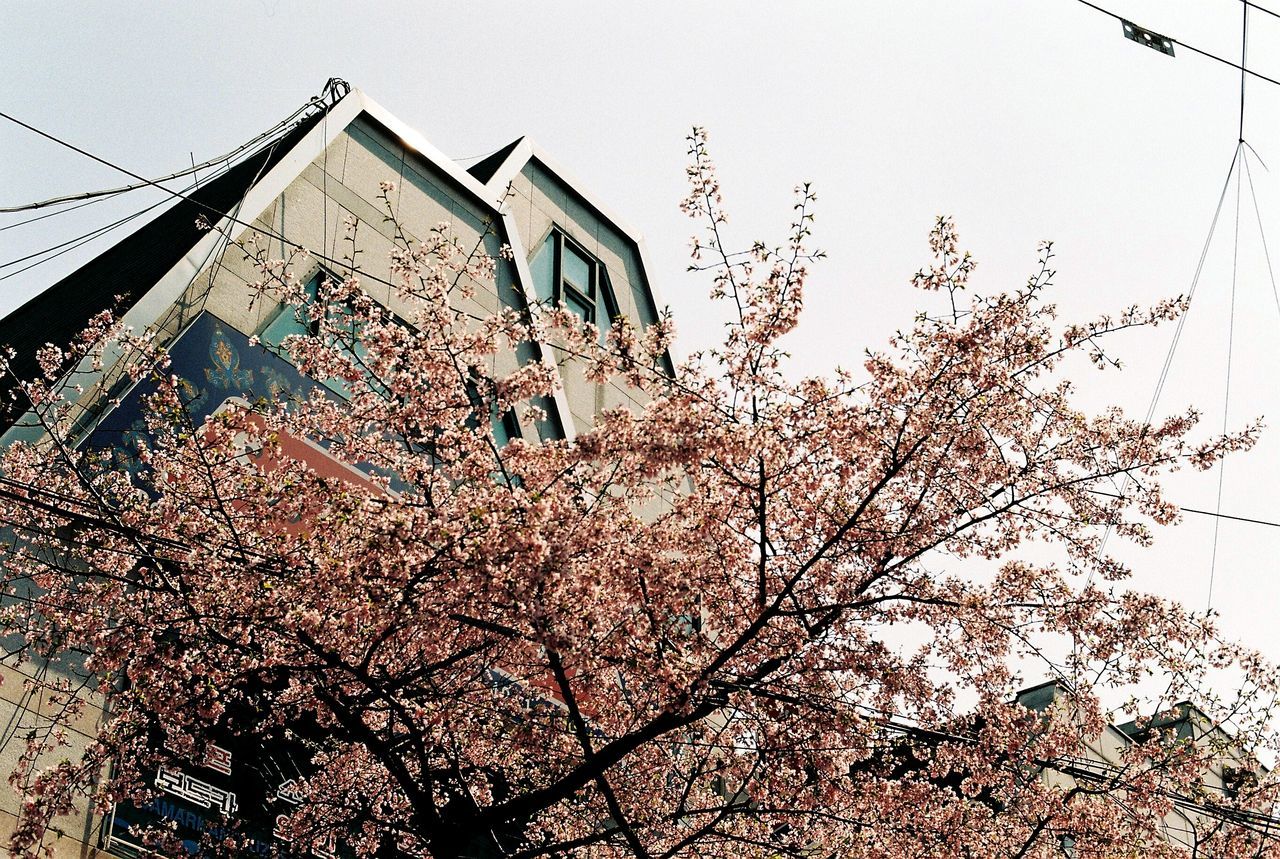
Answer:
[182,115,552,442]
[1018,681,1259,853]
[171,115,671,445]
[504,158,665,437]
[0,110,675,857]
[0,661,107,859]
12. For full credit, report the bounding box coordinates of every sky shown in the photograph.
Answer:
[5,1,1280,684]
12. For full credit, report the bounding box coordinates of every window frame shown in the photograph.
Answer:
[541,230,621,334]
[257,268,525,446]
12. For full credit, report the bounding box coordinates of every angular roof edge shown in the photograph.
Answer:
[477,139,680,368]
[0,88,582,442]
[466,137,526,184]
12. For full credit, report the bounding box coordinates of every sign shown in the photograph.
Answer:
[103,730,346,859]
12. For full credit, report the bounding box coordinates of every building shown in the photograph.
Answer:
[0,81,1270,858]
[0,79,673,858]
[1013,681,1271,854]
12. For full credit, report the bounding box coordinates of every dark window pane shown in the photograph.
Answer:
[492,408,520,447]
[260,271,322,346]
[565,288,593,323]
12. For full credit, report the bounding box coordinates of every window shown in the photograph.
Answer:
[530,230,620,341]
[257,270,522,446]
[259,269,356,348]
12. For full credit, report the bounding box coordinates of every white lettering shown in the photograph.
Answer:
[155,767,238,816]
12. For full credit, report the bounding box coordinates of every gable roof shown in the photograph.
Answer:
[0,87,668,443]
[466,136,525,184]
[473,137,678,371]
[0,107,328,421]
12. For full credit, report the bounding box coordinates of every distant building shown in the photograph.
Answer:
[1014,680,1269,853]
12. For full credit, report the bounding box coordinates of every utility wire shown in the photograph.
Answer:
[0,192,182,273]
[1087,145,1240,591]
[451,144,506,164]
[1207,2,1252,611]
[1208,162,1244,610]
[0,96,326,282]
[0,98,320,215]
[1242,149,1280,321]
[0,104,512,329]
[1144,146,1239,427]
[1072,0,1280,89]
[0,197,175,283]
[0,193,113,235]
[1244,0,1280,24]
[15,104,1280,538]
[1090,490,1280,529]
[0,107,376,284]
[1240,0,1250,142]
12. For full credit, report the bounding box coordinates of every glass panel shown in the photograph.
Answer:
[259,273,321,347]
[562,243,592,297]
[258,271,382,398]
[530,235,556,303]
[259,305,311,346]
[565,288,594,324]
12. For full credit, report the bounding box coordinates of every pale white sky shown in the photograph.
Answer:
[4,1,1280,675]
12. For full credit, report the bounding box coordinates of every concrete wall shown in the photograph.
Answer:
[0,110,678,857]
[504,159,663,437]
[0,663,107,858]
[174,115,670,442]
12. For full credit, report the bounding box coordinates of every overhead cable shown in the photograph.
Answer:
[1207,154,1244,610]
[1244,0,1280,24]
[1072,0,1280,89]
[0,194,114,235]
[0,112,305,281]
[12,106,1280,535]
[0,97,320,215]
[0,180,205,283]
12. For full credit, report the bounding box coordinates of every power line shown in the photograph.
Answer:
[0,90,341,282]
[0,182,211,284]
[0,104,373,284]
[1072,0,1280,89]
[0,193,113,234]
[451,144,506,164]
[13,105,1280,535]
[0,99,313,215]
[1244,0,1280,24]
[1240,0,1250,142]
[0,122,298,282]
[0,192,180,273]
[1208,158,1244,610]
[0,102,521,332]
[1087,145,1241,594]
[1090,489,1280,529]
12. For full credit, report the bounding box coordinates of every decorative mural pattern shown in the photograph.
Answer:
[86,312,329,858]
[88,312,316,467]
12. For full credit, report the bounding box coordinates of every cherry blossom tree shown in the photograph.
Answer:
[0,128,1277,858]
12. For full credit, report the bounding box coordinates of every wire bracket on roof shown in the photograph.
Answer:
[1122,19,1175,56]
[321,78,352,105]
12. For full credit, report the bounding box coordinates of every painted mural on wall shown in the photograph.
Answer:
[87,311,316,470]
[86,311,341,858]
